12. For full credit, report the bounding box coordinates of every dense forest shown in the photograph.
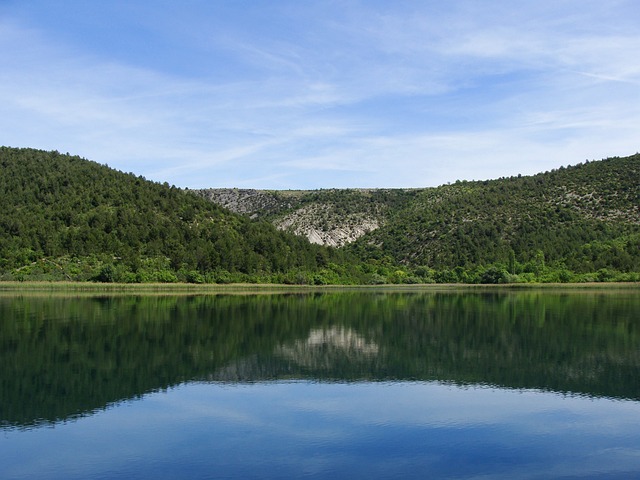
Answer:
[348,154,640,283]
[203,154,640,284]
[0,147,348,284]
[1,146,639,284]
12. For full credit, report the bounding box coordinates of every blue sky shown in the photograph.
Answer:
[1,1,639,189]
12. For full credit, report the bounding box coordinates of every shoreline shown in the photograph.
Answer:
[0,281,638,296]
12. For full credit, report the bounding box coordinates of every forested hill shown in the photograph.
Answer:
[200,154,640,283]
[0,147,341,283]
[2,147,639,284]
[350,154,640,275]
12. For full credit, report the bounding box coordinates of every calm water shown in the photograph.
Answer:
[1,290,639,479]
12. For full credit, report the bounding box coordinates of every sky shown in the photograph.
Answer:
[1,1,639,189]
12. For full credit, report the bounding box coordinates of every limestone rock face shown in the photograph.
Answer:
[274,204,380,247]
[196,188,398,247]
[197,188,290,218]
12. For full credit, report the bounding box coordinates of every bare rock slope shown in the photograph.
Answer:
[197,188,415,247]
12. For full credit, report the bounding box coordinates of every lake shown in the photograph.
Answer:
[1,289,639,479]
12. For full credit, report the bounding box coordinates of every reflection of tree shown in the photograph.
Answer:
[1,291,639,429]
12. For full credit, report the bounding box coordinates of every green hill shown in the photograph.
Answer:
[201,154,640,283]
[2,147,639,284]
[348,155,640,281]
[0,147,342,283]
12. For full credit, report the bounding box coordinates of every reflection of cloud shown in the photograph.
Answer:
[5,380,640,478]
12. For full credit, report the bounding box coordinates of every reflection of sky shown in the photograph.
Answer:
[2,381,640,479]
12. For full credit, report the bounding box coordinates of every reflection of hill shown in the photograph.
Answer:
[1,291,639,429]
[277,327,379,369]
[213,327,382,382]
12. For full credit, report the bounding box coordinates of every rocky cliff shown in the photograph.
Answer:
[197,188,415,247]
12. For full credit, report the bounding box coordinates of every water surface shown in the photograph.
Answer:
[1,290,639,478]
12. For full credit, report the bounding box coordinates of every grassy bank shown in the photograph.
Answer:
[0,281,638,296]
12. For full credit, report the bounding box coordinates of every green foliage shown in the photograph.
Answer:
[479,266,509,284]
[0,147,343,282]
[347,154,640,278]
[1,147,639,284]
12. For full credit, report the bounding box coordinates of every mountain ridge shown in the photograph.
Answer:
[1,146,639,284]
[197,155,640,276]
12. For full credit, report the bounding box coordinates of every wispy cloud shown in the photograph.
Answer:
[1,1,639,188]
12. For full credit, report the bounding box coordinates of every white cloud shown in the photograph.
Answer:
[1,2,639,188]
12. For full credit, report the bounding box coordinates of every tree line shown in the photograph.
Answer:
[1,147,639,284]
